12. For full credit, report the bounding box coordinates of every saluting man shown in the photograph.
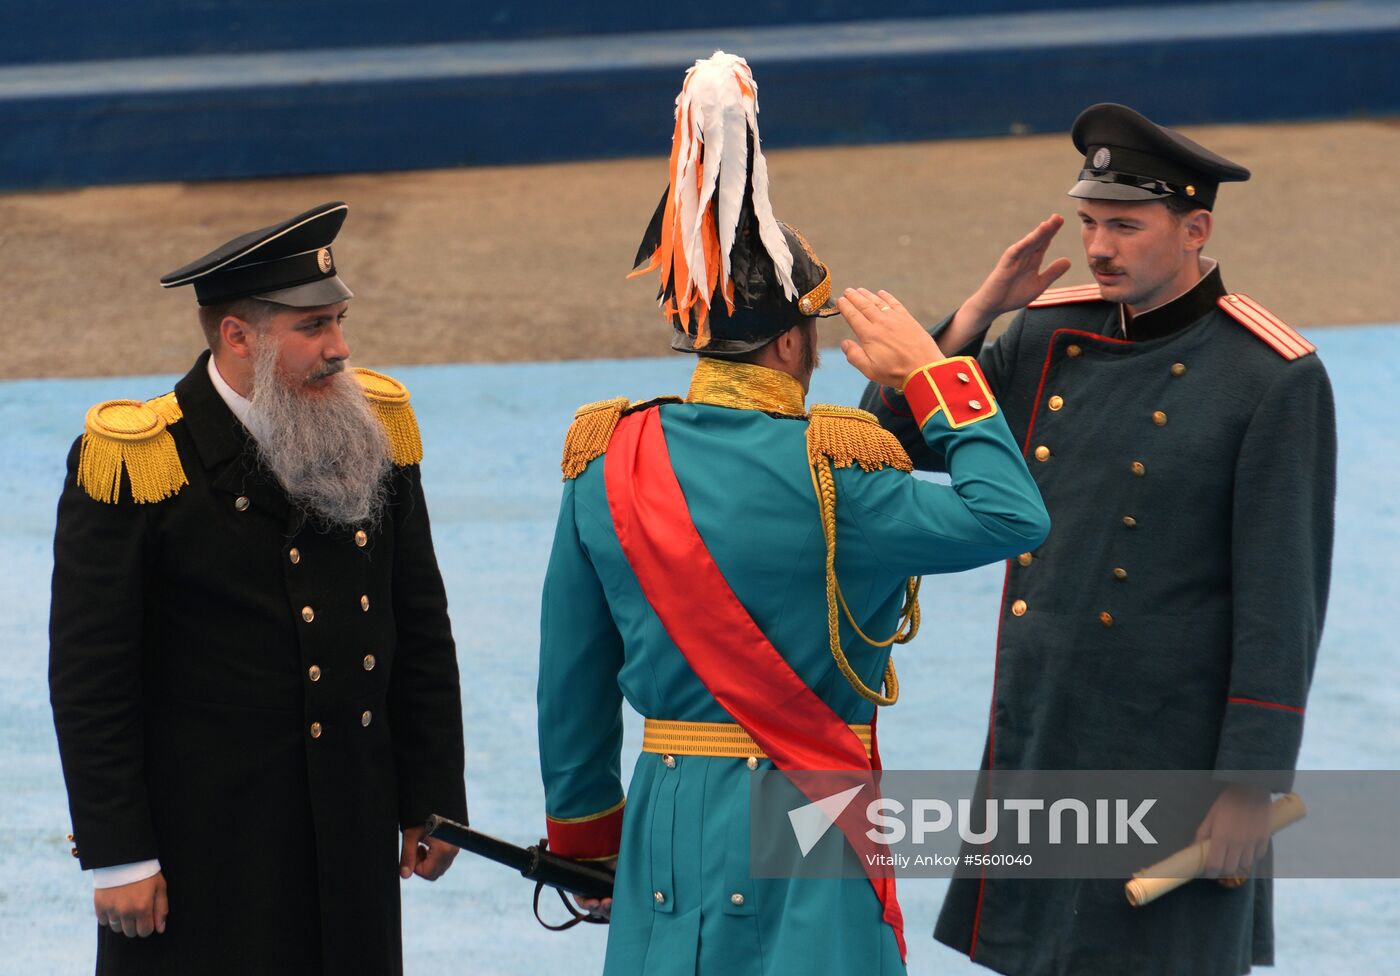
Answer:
[535,53,1049,975]
[858,104,1337,975]
[49,202,468,975]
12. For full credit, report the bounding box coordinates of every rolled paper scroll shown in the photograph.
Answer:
[1125,792,1306,907]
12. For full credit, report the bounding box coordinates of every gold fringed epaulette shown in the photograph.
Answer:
[562,397,630,480]
[806,404,912,473]
[353,368,423,467]
[77,396,188,504]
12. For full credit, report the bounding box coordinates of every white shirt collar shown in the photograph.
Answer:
[207,354,256,437]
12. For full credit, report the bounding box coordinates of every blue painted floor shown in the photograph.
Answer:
[2,326,1397,974]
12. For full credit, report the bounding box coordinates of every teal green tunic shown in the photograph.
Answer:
[537,365,1049,975]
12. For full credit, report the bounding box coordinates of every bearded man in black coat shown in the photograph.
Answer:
[49,202,468,975]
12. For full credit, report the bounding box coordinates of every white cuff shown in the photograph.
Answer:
[92,859,161,889]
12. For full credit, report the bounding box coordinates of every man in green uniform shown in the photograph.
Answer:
[534,52,1049,975]
[858,103,1336,975]
[49,202,467,975]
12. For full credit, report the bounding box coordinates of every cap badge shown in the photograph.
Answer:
[316,248,333,273]
[1092,147,1111,170]
[1184,185,1196,197]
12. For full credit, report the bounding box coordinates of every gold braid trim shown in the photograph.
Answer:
[806,404,913,473]
[806,407,920,706]
[77,398,188,504]
[353,368,423,467]
[561,397,630,480]
[145,391,183,426]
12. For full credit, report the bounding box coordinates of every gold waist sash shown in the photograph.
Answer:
[642,718,874,760]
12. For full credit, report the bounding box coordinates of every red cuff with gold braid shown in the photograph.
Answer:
[901,356,998,429]
[545,799,625,861]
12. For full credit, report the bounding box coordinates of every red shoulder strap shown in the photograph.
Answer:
[1028,283,1103,307]
[604,408,906,960]
[1218,294,1316,360]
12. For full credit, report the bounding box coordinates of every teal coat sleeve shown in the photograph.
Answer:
[1215,356,1336,787]
[834,401,1049,579]
[537,477,627,858]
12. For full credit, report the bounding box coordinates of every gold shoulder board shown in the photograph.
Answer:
[78,395,187,504]
[807,404,912,473]
[1218,294,1317,361]
[353,368,423,467]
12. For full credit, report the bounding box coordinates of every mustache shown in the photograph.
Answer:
[1089,259,1126,275]
[307,359,347,383]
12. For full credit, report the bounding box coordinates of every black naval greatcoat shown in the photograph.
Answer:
[49,351,469,976]
[861,267,1336,976]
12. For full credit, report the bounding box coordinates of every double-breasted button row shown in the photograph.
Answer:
[302,599,372,622]
[308,713,374,738]
[308,658,375,682]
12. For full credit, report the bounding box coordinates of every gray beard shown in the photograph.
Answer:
[243,340,392,528]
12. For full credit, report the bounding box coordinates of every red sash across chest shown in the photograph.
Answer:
[603,407,906,961]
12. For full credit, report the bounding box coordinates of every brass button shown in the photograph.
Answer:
[234,496,250,512]
[654,891,666,904]
[1152,410,1167,427]
[968,399,984,410]
[1017,552,1034,567]
[1171,362,1187,377]
[957,371,970,383]
[661,754,676,768]
[1099,611,1114,627]
[1066,344,1083,358]
[746,756,758,770]
[359,595,370,612]
[1131,461,1146,477]
[308,664,322,682]
[1122,515,1137,528]
[363,654,376,671]
[310,721,323,739]
[301,606,315,623]
[71,847,79,858]
[1011,599,1028,617]
[1034,446,1051,462]
[1048,395,1064,411]
[66,832,74,842]
[354,530,368,548]
[1113,567,1128,580]
[361,710,372,727]
[731,892,746,906]
[288,547,301,565]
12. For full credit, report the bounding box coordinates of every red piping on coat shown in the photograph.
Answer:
[1228,696,1305,715]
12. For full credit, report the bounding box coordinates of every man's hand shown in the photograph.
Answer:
[94,872,168,938]
[400,825,459,882]
[942,215,1073,352]
[572,858,618,920]
[1195,784,1273,878]
[837,287,946,389]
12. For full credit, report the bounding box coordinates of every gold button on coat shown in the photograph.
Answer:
[361,710,372,727]
[308,664,322,682]
[1099,611,1114,627]
[363,654,376,671]
[746,756,758,770]
[1171,362,1187,377]
[360,595,370,612]
[301,606,315,623]
[654,891,666,904]
[1048,395,1064,411]
[1067,344,1083,358]
[1034,446,1051,462]
[968,399,984,410]
[1011,599,1028,616]
[1017,553,1034,567]
[1131,461,1146,477]
[1113,567,1128,580]
[288,547,301,565]
[1152,411,1167,427]
[662,754,676,768]
[310,722,323,739]
[1122,516,1137,528]
[354,530,367,548]
[71,847,80,858]
[234,496,250,512]
[957,372,970,383]
[731,893,746,906]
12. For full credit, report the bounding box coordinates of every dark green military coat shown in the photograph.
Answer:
[861,267,1336,975]
[49,352,468,976]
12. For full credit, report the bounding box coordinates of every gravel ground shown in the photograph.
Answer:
[1,118,1396,380]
